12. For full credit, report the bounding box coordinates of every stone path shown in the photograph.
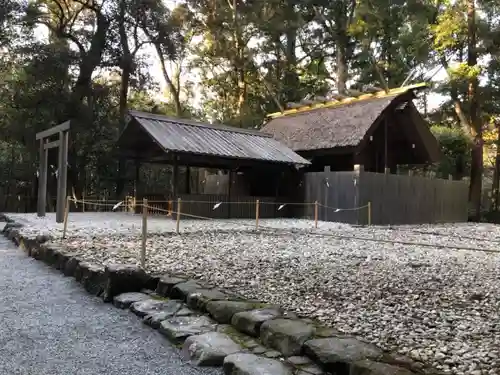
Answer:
[0,236,222,375]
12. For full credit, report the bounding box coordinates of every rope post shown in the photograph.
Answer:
[82,195,85,213]
[62,196,71,239]
[314,201,318,229]
[367,201,372,226]
[255,199,260,229]
[141,198,147,268]
[176,198,181,234]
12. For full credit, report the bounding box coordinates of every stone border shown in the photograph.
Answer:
[1,218,439,375]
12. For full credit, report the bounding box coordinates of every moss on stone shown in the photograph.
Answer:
[218,324,256,347]
[149,294,169,301]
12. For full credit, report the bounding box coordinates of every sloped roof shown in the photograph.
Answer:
[261,84,426,152]
[122,111,310,165]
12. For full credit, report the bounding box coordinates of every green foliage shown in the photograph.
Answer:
[430,125,471,178]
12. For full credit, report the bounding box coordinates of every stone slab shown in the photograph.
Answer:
[55,251,78,271]
[42,245,62,266]
[143,305,194,329]
[159,315,217,343]
[299,364,325,375]
[263,350,282,359]
[130,299,184,318]
[286,356,312,366]
[156,275,186,296]
[303,337,383,374]
[81,263,105,296]
[182,332,242,366]
[231,308,282,337]
[171,281,202,300]
[74,261,90,282]
[260,319,315,356]
[206,301,258,324]
[223,353,293,375]
[112,292,151,309]
[102,264,149,302]
[186,288,230,311]
[352,360,416,375]
[64,256,81,277]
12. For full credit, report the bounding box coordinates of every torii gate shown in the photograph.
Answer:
[36,121,70,223]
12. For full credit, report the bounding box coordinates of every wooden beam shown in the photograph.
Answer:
[56,131,69,223]
[227,170,232,219]
[44,140,60,150]
[185,167,191,194]
[36,121,70,140]
[37,140,48,217]
[172,157,179,197]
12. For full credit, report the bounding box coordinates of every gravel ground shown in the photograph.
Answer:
[0,234,222,375]
[6,213,500,375]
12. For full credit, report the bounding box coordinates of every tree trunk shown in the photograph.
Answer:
[156,45,182,117]
[335,33,348,94]
[116,1,132,197]
[467,0,482,221]
[492,125,500,211]
[284,26,299,102]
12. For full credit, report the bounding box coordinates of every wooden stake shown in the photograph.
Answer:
[314,201,318,228]
[176,198,181,234]
[255,199,260,229]
[368,201,372,226]
[141,198,147,268]
[62,196,70,239]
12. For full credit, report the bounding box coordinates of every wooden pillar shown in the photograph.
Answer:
[56,131,68,223]
[185,167,191,194]
[172,157,179,197]
[353,164,364,224]
[135,161,141,214]
[227,170,232,219]
[384,117,388,171]
[37,139,48,217]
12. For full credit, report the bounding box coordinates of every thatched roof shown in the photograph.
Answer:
[261,84,427,152]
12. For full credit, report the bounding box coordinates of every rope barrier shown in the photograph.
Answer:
[305,231,500,254]
[142,204,284,234]
[319,203,370,212]
[143,199,316,206]
[60,197,500,255]
[70,198,125,208]
[58,196,372,213]
[386,227,500,245]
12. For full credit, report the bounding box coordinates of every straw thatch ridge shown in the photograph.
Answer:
[261,95,397,151]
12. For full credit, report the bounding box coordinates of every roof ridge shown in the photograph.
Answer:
[266,83,427,119]
[129,110,272,138]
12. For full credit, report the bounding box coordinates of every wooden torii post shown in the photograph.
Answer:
[36,121,70,223]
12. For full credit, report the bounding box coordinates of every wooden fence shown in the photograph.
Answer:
[302,170,469,225]
[142,194,279,219]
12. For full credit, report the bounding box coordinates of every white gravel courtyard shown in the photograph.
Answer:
[6,212,500,375]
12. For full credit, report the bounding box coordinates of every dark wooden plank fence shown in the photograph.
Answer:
[141,194,277,219]
[302,170,469,225]
[303,172,360,223]
[173,194,277,219]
